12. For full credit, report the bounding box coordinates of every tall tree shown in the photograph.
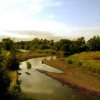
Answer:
[87,36,100,51]
[2,38,14,50]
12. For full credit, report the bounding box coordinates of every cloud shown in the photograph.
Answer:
[0,0,63,31]
[0,0,62,14]
[0,0,100,40]
[0,31,31,38]
[0,0,68,34]
[66,0,82,5]
[47,15,55,20]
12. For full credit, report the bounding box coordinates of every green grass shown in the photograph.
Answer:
[0,49,8,56]
[66,51,100,74]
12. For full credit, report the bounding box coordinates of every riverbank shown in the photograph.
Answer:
[40,58,100,96]
[17,52,51,61]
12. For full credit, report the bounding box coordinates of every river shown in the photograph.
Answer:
[19,57,99,100]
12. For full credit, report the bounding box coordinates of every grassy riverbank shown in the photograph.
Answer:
[41,52,100,96]
[17,51,51,61]
[66,51,100,74]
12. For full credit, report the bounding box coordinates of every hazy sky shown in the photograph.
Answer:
[0,0,100,38]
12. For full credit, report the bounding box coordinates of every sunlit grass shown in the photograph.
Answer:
[0,49,8,56]
[67,51,100,74]
[8,71,17,92]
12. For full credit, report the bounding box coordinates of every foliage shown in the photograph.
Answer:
[26,61,31,69]
[87,36,100,51]
[2,38,14,50]
[15,38,54,52]
[14,36,100,56]
[0,62,10,99]
[4,51,20,70]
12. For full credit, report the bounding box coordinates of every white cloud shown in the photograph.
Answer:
[0,0,100,40]
[47,15,55,20]
[0,0,62,14]
[0,0,63,31]
[0,31,31,38]
[0,0,67,35]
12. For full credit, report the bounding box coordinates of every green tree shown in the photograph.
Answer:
[40,44,50,50]
[0,63,10,99]
[69,37,86,54]
[2,38,14,50]
[4,51,19,70]
[54,41,61,51]
[87,36,100,51]
[60,39,71,51]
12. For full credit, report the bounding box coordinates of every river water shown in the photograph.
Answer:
[19,57,99,100]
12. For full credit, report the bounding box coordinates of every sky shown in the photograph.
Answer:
[0,0,100,39]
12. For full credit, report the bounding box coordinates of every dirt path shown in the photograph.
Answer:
[37,58,100,96]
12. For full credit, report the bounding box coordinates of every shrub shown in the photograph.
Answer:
[26,62,31,69]
[5,52,20,70]
[67,59,73,64]
[77,62,83,67]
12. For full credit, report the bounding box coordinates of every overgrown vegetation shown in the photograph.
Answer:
[66,52,100,74]
[0,38,20,99]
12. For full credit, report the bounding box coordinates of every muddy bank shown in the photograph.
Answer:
[39,59,100,96]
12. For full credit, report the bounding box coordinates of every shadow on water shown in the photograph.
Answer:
[18,56,100,100]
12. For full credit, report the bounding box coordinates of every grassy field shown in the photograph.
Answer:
[66,51,100,74]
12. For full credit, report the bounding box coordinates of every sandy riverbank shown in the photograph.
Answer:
[38,58,100,96]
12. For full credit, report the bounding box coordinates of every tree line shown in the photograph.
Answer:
[0,35,100,56]
[14,35,100,55]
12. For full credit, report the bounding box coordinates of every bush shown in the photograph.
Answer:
[67,59,73,64]
[5,52,20,70]
[26,62,31,69]
[77,62,83,67]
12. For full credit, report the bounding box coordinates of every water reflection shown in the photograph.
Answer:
[19,57,100,100]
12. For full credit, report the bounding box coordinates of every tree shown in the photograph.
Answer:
[4,51,20,70]
[69,37,86,54]
[60,39,71,51]
[76,37,85,46]
[87,36,100,51]
[69,41,78,54]
[39,44,50,50]
[2,38,14,50]
[54,41,61,51]
[0,63,10,99]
